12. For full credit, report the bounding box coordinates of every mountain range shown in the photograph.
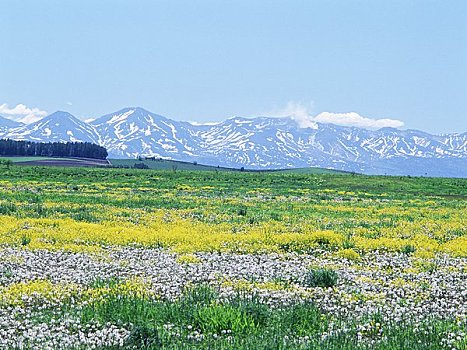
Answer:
[0,107,466,177]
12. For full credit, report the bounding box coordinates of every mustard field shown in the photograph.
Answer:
[0,166,465,349]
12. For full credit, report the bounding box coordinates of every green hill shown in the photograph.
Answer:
[109,158,347,174]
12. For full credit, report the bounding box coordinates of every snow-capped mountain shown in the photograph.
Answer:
[1,108,466,177]
[0,115,23,134]
[91,107,200,159]
[4,111,100,144]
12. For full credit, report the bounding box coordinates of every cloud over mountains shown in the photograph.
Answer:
[0,103,48,124]
[270,102,404,130]
[313,112,405,129]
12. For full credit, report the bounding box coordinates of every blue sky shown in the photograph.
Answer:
[1,0,466,133]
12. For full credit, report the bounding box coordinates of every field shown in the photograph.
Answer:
[1,156,345,174]
[0,165,465,349]
[0,156,57,162]
[109,158,345,174]
[110,158,237,171]
[0,156,110,167]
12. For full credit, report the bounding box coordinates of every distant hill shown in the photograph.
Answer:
[110,158,233,171]
[110,158,347,174]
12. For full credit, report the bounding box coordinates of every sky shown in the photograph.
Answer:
[0,0,466,133]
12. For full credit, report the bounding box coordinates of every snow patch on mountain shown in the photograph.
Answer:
[0,108,465,177]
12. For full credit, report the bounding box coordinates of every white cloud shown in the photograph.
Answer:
[268,102,404,129]
[270,101,318,129]
[0,103,48,124]
[313,112,404,129]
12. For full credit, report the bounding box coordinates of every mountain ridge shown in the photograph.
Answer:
[4,111,100,144]
[0,115,23,132]
[0,108,465,177]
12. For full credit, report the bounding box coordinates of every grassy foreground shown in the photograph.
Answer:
[0,165,465,349]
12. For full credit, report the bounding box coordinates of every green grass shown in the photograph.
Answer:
[109,158,346,174]
[0,156,60,162]
[0,166,465,228]
[275,167,351,174]
[0,156,98,164]
[0,155,359,174]
[0,165,466,348]
[72,285,464,350]
[110,158,236,171]
[304,268,338,288]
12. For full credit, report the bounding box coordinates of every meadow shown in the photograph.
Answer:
[0,165,465,349]
[109,158,345,174]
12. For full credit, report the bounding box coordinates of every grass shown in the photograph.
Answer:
[110,158,235,171]
[0,165,465,348]
[0,156,106,164]
[0,156,59,162]
[109,158,346,174]
[72,285,463,350]
[0,166,465,255]
[304,268,338,288]
[276,167,351,174]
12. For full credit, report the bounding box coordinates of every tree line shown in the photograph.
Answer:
[0,139,108,159]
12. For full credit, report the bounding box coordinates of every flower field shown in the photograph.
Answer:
[0,166,465,349]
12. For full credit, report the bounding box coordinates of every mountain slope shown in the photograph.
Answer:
[91,107,202,158]
[0,108,465,177]
[4,111,100,144]
[0,115,23,135]
[94,109,466,176]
